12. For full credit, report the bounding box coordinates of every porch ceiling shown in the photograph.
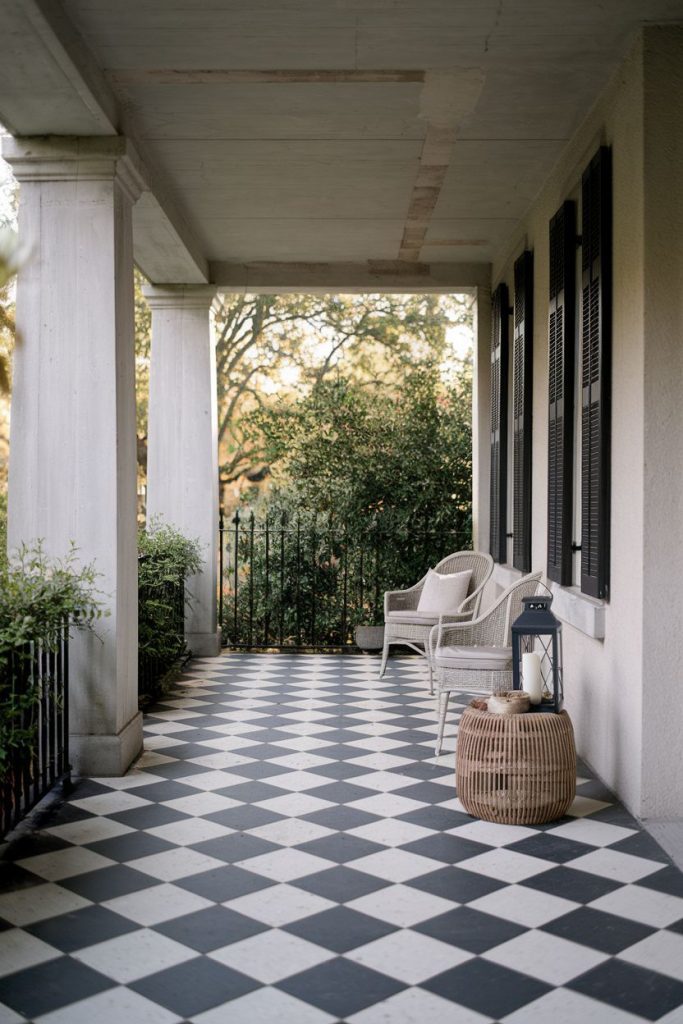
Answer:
[2,0,683,286]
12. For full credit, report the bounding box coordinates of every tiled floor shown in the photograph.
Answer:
[2,653,683,1023]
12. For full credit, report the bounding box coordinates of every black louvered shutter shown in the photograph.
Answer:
[547,201,576,585]
[513,251,533,572]
[581,147,611,598]
[489,282,509,563]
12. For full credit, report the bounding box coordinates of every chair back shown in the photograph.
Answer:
[501,571,544,644]
[433,551,494,616]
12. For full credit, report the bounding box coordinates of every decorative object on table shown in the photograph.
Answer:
[354,625,385,651]
[381,551,493,691]
[456,706,576,824]
[487,690,530,715]
[428,571,542,755]
[511,594,564,713]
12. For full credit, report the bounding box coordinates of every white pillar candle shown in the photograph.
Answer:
[523,652,543,705]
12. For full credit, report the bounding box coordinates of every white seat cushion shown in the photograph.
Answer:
[386,610,440,626]
[417,568,472,615]
[434,645,513,671]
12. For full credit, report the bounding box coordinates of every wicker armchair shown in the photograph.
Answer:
[428,570,543,756]
[380,551,494,690]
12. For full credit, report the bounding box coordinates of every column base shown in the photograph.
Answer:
[185,630,222,658]
[70,711,143,776]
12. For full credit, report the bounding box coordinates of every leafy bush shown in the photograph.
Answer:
[224,366,472,645]
[138,519,202,703]
[0,542,103,775]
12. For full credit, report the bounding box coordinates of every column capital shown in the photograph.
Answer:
[1,135,146,203]
[142,284,219,313]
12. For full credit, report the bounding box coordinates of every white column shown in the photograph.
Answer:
[472,283,492,554]
[3,136,144,775]
[144,286,221,658]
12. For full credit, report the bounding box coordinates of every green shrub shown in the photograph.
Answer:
[138,519,202,704]
[0,542,104,775]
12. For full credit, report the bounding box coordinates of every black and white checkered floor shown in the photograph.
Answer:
[2,653,683,1023]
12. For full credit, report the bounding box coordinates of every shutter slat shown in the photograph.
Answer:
[581,147,612,598]
[513,251,534,572]
[547,201,576,585]
[489,283,509,563]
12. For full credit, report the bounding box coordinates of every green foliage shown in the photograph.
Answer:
[224,365,473,644]
[138,519,202,703]
[214,292,473,487]
[0,543,104,774]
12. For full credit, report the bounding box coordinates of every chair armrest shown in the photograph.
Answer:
[384,575,427,615]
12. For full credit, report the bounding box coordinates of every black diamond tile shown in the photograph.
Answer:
[297,834,386,864]
[395,781,457,804]
[189,833,280,862]
[204,805,283,830]
[26,904,138,952]
[294,865,391,903]
[610,830,671,861]
[0,956,114,1018]
[131,956,258,1017]
[142,760,213,780]
[306,781,377,804]
[175,864,277,901]
[407,865,506,903]
[278,957,405,1017]
[506,833,594,863]
[108,804,189,829]
[0,862,45,893]
[154,904,268,951]
[86,832,176,862]
[3,831,71,862]
[423,958,551,1018]
[396,806,472,831]
[301,806,381,831]
[541,906,656,953]
[569,958,683,1020]
[416,905,526,953]
[521,865,621,902]
[118,779,200,802]
[214,781,288,803]
[59,863,159,901]
[669,918,683,935]
[311,744,374,761]
[66,779,113,800]
[308,761,373,781]
[285,905,396,952]
[222,761,289,780]
[401,833,490,864]
[637,866,683,898]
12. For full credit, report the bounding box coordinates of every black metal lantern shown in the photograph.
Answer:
[511,595,563,713]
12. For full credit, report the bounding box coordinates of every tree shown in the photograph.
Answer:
[213,292,473,488]
[222,364,473,644]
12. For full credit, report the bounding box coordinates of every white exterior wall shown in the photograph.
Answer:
[482,28,683,820]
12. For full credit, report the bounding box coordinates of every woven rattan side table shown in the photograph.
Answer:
[456,706,576,825]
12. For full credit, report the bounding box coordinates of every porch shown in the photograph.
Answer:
[3,652,683,1023]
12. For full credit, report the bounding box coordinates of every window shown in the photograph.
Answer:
[547,201,577,585]
[489,282,509,563]
[512,250,534,572]
[580,146,612,598]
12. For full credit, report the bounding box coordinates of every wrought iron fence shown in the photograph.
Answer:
[1,625,70,837]
[219,510,472,649]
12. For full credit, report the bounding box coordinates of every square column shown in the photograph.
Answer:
[144,286,221,657]
[3,136,144,775]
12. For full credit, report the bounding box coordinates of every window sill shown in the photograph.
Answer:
[549,582,606,640]
[491,565,606,640]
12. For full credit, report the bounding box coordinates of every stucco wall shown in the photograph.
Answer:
[486,32,676,818]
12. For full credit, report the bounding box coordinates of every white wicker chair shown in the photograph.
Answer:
[380,551,494,690]
[428,570,543,756]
